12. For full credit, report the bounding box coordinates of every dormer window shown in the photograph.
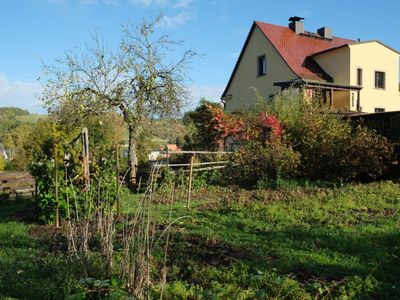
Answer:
[257,55,266,76]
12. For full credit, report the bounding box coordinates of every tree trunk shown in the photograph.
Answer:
[128,125,138,187]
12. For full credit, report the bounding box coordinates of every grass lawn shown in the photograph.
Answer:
[148,182,400,299]
[0,181,399,299]
[0,199,83,299]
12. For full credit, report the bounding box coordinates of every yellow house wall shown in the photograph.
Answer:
[313,47,351,109]
[224,26,298,112]
[313,47,350,86]
[349,42,400,113]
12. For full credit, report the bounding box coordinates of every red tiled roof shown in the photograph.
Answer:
[255,21,355,81]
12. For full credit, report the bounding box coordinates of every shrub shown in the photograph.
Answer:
[292,106,352,180]
[344,125,393,180]
[226,138,300,186]
[265,90,394,181]
[0,155,5,171]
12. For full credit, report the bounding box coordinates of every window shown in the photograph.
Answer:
[357,68,363,86]
[375,71,385,89]
[375,108,385,113]
[257,55,266,76]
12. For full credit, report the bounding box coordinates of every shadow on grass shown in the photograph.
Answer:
[0,197,37,222]
[169,209,400,297]
[0,232,81,299]
[0,198,82,299]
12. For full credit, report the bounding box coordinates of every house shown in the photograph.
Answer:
[222,17,400,113]
[0,145,8,160]
[148,144,181,162]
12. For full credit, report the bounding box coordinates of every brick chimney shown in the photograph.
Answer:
[289,16,304,34]
[317,27,332,39]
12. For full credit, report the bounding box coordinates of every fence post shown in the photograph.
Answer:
[166,145,169,168]
[54,143,60,228]
[186,154,195,210]
[81,127,90,192]
[115,144,120,219]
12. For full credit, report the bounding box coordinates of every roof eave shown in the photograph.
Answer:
[349,40,400,55]
[274,78,363,90]
[221,22,257,99]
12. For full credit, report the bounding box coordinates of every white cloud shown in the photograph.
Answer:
[79,0,97,4]
[160,11,193,28]
[102,0,119,4]
[128,0,169,7]
[78,0,119,5]
[173,0,192,9]
[187,85,224,109]
[128,0,195,9]
[228,51,240,60]
[0,75,44,114]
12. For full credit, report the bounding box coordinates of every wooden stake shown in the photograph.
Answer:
[137,176,142,194]
[186,154,195,210]
[115,144,120,218]
[81,127,90,191]
[54,143,60,228]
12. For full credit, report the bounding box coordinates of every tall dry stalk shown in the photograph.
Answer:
[63,161,187,298]
[120,164,161,298]
[95,187,115,278]
[64,167,117,277]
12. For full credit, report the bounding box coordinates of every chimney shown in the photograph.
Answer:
[317,27,332,39]
[289,16,304,34]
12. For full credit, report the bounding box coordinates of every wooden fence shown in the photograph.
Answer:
[154,150,231,209]
[0,171,35,200]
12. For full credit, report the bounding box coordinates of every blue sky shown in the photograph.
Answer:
[0,0,399,113]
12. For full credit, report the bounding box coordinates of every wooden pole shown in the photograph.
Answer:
[186,154,195,210]
[166,145,169,168]
[115,144,120,218]
[81,128,90,192]
[54,143,60,228]
[137,176,142,194]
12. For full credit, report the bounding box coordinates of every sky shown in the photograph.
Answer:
[0,0,400,113]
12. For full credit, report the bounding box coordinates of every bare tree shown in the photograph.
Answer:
[42,16,196,185]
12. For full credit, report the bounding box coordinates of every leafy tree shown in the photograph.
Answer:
[182,99,227,150]
[42,16,196,186]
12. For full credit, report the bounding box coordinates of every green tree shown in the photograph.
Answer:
[182,99,224,150]
[42,16,196,186]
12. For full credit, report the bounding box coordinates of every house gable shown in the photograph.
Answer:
[313,45,351,86]
[223,23,298,112]
[223,18,400,113]
[349,41,400,112]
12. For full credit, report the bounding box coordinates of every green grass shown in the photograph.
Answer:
[1,181,399,299]
[0,200,81,299]
[145,182,400,298]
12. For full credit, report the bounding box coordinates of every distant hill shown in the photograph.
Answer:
[148,119,187,144]
[15,114,46,124]
[0,107,30,116]
[0,107,46,141]
[121,118,187,147]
